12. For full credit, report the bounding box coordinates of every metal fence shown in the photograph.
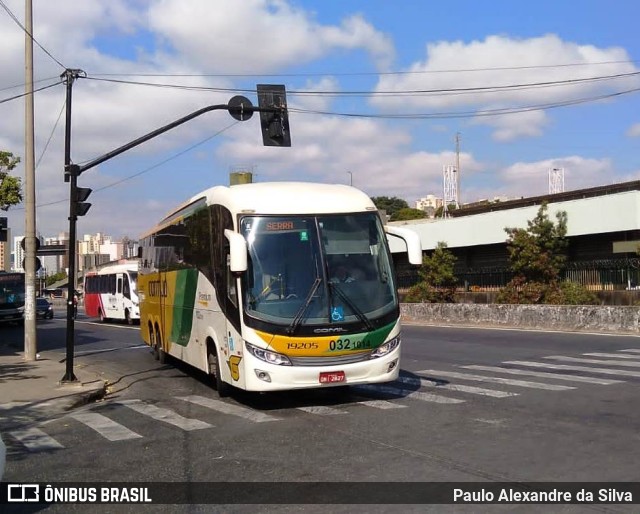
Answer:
[396,258,640,292]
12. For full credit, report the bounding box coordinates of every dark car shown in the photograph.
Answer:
[36,297,54,319]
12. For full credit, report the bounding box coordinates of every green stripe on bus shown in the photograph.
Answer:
[171,269,199,346]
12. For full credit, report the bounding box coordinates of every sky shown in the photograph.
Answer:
[1,0,639,242]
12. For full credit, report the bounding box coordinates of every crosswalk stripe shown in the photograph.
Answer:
[297,406,347,415]
[416,370,574,391]
[353,384,465,404]
[545,356,640,368]
[620,349,640,354]
[504,361,640,378]
[464,365,623,385]
[397,376,517,398]
[9,428,64,451]
[117,400,212,431]
[70,412,143,441]
[583,352,640,360]
[353,399,407,409]
[177,395,281,422]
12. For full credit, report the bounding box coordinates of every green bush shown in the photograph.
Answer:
[497,278,599,305]
[405,282,456,303]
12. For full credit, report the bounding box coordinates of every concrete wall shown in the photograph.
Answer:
[401,303,640,334]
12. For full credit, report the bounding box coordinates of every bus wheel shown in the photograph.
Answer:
[99,309,106,323]
[125,309,133,325]
[208,342,230,398]
[149,323,158,360]
[155,325,166,364]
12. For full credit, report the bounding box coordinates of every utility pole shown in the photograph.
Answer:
[23,0,37,361]
[61,68,84,382]
[455,132,461,208]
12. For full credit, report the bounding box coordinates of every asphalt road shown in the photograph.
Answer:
[2,316,640,512]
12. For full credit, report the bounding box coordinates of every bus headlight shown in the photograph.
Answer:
[245,342,292,366]
[370,336,400,359]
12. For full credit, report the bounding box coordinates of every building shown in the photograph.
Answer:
[388,180,640,290]
[0,227,10,270]
[415,195,443,218]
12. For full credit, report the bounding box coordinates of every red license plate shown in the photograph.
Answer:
[319,371,346,384]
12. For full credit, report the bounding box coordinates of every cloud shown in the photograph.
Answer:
[627,123,640,137]
[147,0,395,72]
[217,109,483,203]
[500,156,613,195]
[371,34,639,140]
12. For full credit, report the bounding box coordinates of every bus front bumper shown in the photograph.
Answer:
[240,346,401,392]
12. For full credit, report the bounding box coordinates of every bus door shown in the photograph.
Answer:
[106,273,123,319]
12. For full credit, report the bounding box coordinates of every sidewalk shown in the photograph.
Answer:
[0,339,107,430]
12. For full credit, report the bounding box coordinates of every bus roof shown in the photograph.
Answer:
[143,182,378,237]
[89,262,138,275]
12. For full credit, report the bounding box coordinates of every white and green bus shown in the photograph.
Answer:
[138,182,422,396]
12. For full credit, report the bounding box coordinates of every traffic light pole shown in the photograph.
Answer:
[61,69,82,382]
[59,74,289,383]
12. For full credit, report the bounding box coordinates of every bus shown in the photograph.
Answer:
[138,182,422,396]
[0,272,25,325]
[84,262,140,324]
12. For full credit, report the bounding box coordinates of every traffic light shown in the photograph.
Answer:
[257,84,291,147]
[74,187,92,217]
[0,217,6,242]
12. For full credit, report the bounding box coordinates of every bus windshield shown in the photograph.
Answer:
[241,213,397,329]
[0,273,25,308]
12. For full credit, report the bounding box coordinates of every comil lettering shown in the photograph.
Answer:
[148,280,168,298]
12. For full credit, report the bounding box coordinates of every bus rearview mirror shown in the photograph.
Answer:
[224,229,248,272]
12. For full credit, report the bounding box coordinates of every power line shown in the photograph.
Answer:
[35,98,66,170]
[0,75,61,93]
[87,59,640,78]
[0,79,63,105]
[288,85,640,120]
[82,70,640,98]
[21,121,240,211]
[0,0,66,70]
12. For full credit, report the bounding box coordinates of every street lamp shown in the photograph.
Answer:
[347,171,353,186]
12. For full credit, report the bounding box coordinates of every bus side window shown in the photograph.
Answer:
[123,274,131,299]
[117,276,123,295]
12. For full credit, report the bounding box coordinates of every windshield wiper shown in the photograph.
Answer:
[329,282,375,331]
[286,277,322,335]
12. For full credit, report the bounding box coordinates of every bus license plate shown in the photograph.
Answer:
[319,371,345,384]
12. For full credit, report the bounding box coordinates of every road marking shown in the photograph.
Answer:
[353,399,407,409]
[297,406,347,415]
[545,356,640,368]
[463,365,623,385]
[620,349,640,354]
[504,361,640,378]
[70,412,143,441]
[416,370,574,391]
[353,384,466,404]
[177,395,281,422]
[117,400,211,431]
[9,428,64,451]
[397,376,517,398]
[0,402,30,410]
[582,352,640,360]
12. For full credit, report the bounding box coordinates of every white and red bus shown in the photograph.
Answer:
[84,262,140,324]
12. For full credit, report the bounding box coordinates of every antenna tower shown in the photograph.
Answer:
[548,167,565,194]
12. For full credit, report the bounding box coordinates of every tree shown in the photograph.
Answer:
[405,242,458,303]
[371,196,408,217]
[504,202,567,283]
[0,151,22,211]
[391,207,427,221]
[497,202,597,305]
